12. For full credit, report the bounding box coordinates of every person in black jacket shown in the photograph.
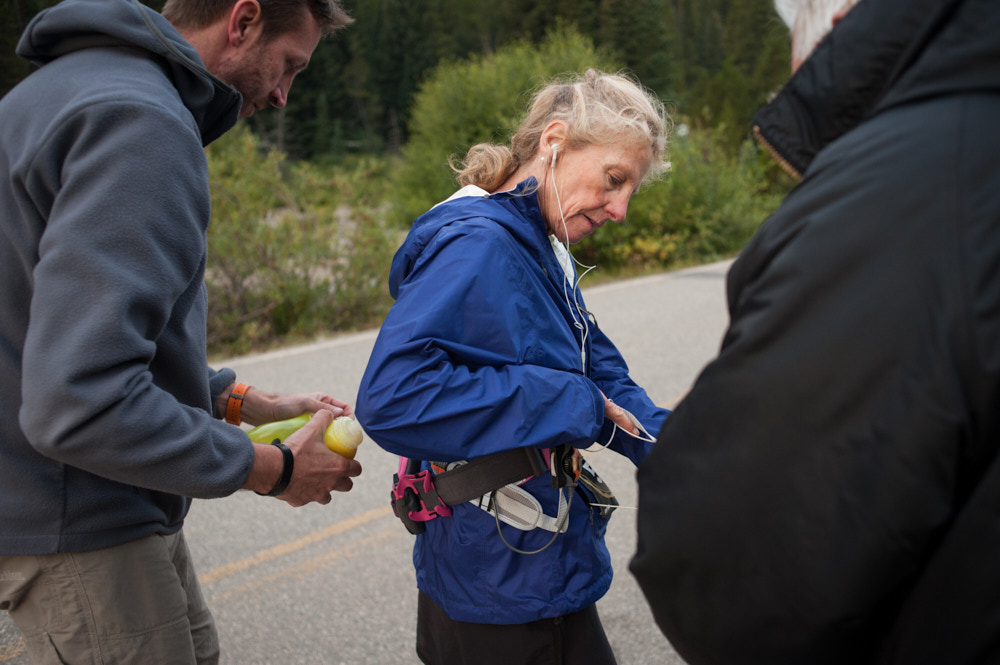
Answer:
[630,0,1000,664]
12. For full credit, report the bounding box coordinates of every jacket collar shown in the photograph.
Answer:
[132,0,241,145]
[752,0,970,180]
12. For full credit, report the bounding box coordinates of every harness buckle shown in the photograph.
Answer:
[390,460,452,535]
[389,446,580,535]
[549,445,582,489]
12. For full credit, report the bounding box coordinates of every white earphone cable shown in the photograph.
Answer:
[549,148,595,371]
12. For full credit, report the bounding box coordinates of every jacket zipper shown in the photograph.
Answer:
[752,124,802,181]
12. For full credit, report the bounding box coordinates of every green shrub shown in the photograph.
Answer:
[390,29,791,276]
[391,28,621,226]
[204,125,396,357]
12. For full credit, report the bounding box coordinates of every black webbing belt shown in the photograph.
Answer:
[432,446,549,505]
[391,446,562,534]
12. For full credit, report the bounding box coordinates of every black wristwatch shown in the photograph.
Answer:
[256,440,294,497]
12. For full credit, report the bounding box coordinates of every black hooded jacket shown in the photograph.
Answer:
[630,0,1000,663]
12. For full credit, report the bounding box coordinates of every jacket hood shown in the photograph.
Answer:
[753,0,1000,179]
[17,0,241,145]
[388,178,551,299]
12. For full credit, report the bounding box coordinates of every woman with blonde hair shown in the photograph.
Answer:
[357,69,671,664]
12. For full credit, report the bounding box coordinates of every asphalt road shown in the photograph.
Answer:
[1,259,734,665]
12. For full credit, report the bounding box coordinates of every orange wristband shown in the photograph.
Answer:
[225,383,251,425]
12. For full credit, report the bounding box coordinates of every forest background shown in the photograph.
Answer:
[2,0,796,357]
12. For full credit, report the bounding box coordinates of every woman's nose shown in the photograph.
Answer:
[608,194,630,223]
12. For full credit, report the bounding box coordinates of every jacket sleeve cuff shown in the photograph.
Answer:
[586,381,615,447]
[595,415,617,448]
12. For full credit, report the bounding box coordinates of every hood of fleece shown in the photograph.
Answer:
[388,178,550,299]
[17,0,241,145]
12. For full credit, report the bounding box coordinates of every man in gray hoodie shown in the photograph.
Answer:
[0,0,360,662]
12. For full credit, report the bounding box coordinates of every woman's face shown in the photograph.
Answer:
[541,141,652,245]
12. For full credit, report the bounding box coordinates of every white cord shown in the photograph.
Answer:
[585,423,618,453]
[585,413,658,454]
[550,155,595,371]
[493,486,569,555]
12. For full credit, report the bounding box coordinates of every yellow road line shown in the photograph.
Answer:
[209,527,405,604]
[198,505,393,586]
[7,396,687,663]
[0,642,25,662]
[2,509,396,663]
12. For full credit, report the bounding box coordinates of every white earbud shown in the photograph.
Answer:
[551,144,559,168]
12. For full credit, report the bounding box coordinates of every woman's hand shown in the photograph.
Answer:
[223,384,354,427]
[602,392,639,435]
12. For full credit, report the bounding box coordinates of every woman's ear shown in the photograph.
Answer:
[539,120,568,156]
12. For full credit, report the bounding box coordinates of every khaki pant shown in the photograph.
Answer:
[0,530,219,665]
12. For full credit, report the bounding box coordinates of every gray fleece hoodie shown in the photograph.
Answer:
[0,0,252,554]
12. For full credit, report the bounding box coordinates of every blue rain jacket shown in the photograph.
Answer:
[356,179,669,624]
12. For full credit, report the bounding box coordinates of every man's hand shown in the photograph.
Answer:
[278,410,362,506]
[242,409,363,506]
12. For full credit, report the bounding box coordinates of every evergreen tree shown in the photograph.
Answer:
[0,0,41,97]
[596,0,674,97]
[2,0,162,98]
[519,0,601,43]
[1,0,791,161]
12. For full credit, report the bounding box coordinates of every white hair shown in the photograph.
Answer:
[775,0,863,66]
